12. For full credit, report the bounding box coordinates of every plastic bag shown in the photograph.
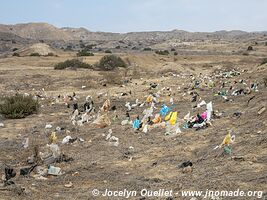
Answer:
[133,118,140,129]
[160,105,171,116]
[165,112,173,121]
[92,113,111,128]
[169,111,178,125]
[206,101,213,121]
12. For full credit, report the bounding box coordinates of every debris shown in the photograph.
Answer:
[0,123,4,127]
[20,165,37,176]
[45,124,52,129]
[48,166,63,176]
[92,113,111,128]
[178,161,193,169]
[62,136,77,144]
[258,107,266,115]
[64,182,73,188]
[22,138,29,148]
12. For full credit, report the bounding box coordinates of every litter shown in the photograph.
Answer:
[258,107,266,115]
[178,161,193,169]
[92,113,111,128]
[45,124,52,129]
[48,166,63,176]
[0,123,4,127]
[62,136,77,144]
[22,138,29,148]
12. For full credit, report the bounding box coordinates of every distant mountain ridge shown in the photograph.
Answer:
[0,22,266,42]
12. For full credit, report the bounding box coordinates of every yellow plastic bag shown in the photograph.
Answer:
[222,132,231,146]
[49,132,57,144]
[146,95,153,103]
[165,112,173,121]
[169,111,177,125]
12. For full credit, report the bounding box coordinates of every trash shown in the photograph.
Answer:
[197,100,206,108]
[64,182,73,188]
[4,167,16,181]
[258,107,266,115]
[22,138,29,148]
[109,136,119,147]
[178,161,193,169]
[133,117,140,129]
[49,143,61,158]
[62,136,77,144]
[48,166,63,176]
[169,112,178,125]
[106,129,112,140]
[49,132,57,144]
[233,111,242,117]
[224,146,232,154]
[0,122,4,127]
[45,124,52,129]
[206,101,213,122]
[92,113,111,128]
[160,104,171,116]
[20,165,37,176]
[101,99,111,112]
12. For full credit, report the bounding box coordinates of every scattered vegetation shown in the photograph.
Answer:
[174,52,178,55]
[171,48,176,51]
[115,46,121,49]
[0,94,39,119]
[105,50,112,53]
[143,47,152,51]
[30,53,41,56]
[155,50,169,55]
[54,59,92,70]
[247,46,253,51]
[12,52,20,57]
[260,58,267,65]
[12,48,18,52]
[77,49,94,57]
[96,55,127,71]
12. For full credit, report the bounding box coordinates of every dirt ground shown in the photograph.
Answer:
[0,44,266,200]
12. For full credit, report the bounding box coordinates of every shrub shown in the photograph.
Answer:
[105,50,112,53]
[12,48,18,52]
[143,47,152,51]
[30,53,41,56]
[115,46,121,49]
[171,48,176,51]
[46,53,55,56]
[155,50,169,55]
[54,59,92,70]
[174,52,178,55]
[265,42,267,46]
[96,55,127,71]
[77,50,94,57]
[0,94,39,119]
[260,58,267,65]
[12,52,20,57]
[247,46,253,51]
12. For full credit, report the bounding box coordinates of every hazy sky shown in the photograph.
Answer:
[1,0,267,32]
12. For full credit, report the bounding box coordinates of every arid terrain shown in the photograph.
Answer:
[0,23,266,200]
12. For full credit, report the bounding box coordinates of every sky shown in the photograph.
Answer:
[0,0,267,33]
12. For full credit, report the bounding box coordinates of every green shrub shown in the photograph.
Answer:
[30,53,41,56]
[247,46,253,51]
[0,94,39,119]
[105,50,112,53]
[115,46,121,49]
[171,48,176,51]
[77,50,94,57]
[96,55,127,71]
[45,53,56,57]
[12,52,20,57]
[54,59,92,70]
[12,48,18,52]
[174,52,178,55]
[155,50,169,55]
[260,58,267,65]
[143,47,152,51]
